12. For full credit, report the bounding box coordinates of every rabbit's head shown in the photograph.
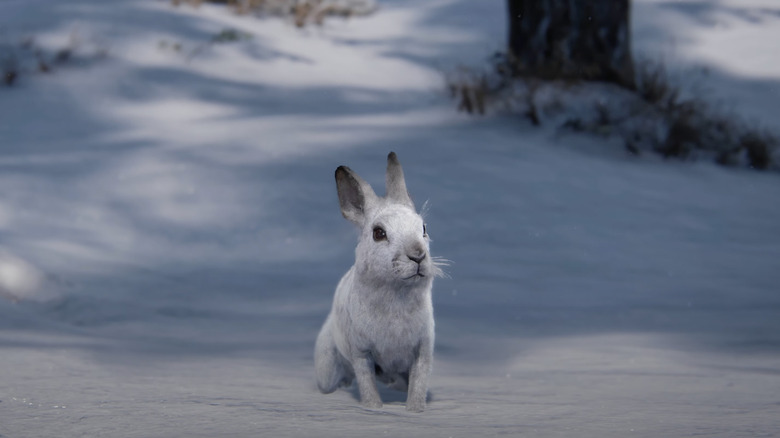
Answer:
[336,152,442,287]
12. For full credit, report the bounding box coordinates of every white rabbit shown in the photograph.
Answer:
[315,152,443,412]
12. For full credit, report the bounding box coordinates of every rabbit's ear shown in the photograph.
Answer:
[336,165,377,225]
[386,152,414,210]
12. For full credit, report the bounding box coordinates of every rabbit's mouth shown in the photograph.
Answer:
[394,255,430,281]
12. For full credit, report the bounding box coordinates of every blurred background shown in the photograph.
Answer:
[1,1,779,436]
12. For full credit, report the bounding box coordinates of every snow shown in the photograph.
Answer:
[633,0,780,129]
[0,252,46,302]
[1,0,780,436]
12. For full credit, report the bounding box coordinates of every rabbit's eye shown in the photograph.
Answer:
[373,227,387,242]
[423,223,427,236]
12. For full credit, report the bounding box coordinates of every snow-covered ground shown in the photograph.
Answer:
[1,0,780,436]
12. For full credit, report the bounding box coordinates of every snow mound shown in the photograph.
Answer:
[0,251,46,302]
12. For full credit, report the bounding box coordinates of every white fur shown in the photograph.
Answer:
[315,152,441,412]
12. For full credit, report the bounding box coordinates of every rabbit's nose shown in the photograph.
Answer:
[408,252,426,264]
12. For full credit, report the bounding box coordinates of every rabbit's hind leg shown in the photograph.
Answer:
[315,319,350,393]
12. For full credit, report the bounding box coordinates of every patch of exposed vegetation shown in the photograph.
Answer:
[172,0,378,27]
[158,27,254,62]
[1,32,109,88]
[448,54,779,172]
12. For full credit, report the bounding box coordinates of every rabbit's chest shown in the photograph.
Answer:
[357,302,429,360]
[367,313,425,369]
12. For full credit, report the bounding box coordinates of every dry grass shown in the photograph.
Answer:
[172,0,377,27]
[447,54,779,171]
[633,61,777,169]
[1,32,107,88]
[446,70,490,116]
[634,60,680,109]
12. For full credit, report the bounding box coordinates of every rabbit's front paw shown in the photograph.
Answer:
[361,399,383,409]
[406,401,425,413]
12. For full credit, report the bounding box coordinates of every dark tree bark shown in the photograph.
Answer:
[507,0,635,88]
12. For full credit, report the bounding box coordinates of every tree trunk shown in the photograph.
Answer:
[507,0,635,88]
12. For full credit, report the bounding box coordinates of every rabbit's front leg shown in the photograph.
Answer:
[352,355,382,409]
[406,338,433,412]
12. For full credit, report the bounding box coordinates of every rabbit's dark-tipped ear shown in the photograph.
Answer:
[336,165,377,225]
[386,152,414,210]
